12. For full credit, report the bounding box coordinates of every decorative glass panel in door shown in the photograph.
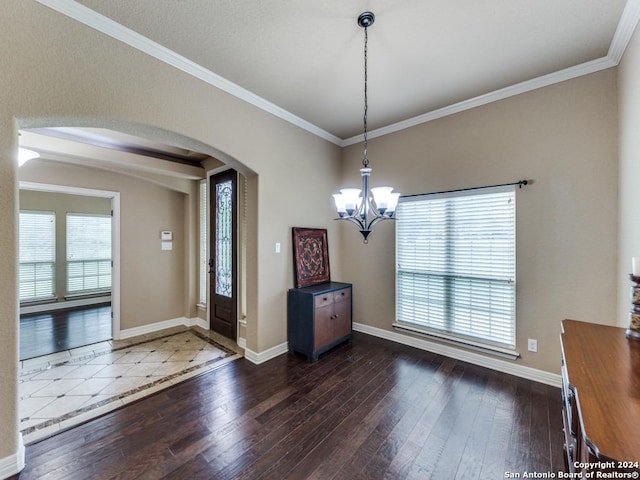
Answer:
[215,180,233,298]
[210,169,237,340]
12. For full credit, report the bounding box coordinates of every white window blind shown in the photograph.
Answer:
[199,180,208,305]
[66,213,112,294]
[19,211,56,301]
[395,185,516,351]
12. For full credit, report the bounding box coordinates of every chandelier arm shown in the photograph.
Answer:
[337,215,366,230]
[366,215,395,231]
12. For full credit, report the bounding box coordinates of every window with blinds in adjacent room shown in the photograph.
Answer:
[19,211,56,301]
[66,213,112,294]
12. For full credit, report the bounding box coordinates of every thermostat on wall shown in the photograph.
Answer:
[161,230,173,241]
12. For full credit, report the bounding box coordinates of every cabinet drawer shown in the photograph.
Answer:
[333,288,351,304]
[314,293,334,308]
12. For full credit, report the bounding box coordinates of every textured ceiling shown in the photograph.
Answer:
[72,0,628,140]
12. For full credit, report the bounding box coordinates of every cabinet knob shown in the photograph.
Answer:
[323,297,328,301]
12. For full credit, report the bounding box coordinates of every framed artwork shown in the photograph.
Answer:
[292,227,331,288]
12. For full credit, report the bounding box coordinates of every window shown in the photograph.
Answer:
[395,185,516,353]
[19,211,56,301]
[66,214,112,294]
[199,180,208,305]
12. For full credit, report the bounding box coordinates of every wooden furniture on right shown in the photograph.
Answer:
[560,319,640,476]
[287,282,352,362]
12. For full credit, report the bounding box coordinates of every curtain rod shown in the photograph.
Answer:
[400,179,529,199]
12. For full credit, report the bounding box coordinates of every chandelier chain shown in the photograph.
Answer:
[363,25,369,168]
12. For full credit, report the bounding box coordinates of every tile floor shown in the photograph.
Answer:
[19,326,243,444]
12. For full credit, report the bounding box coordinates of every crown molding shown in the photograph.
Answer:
[36,0,640,148]
[34,0,343,146]
[355,0,640,145]
[609,0,640,63]
[342,56,617,146]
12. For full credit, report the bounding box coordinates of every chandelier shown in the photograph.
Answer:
[332,11,400,243]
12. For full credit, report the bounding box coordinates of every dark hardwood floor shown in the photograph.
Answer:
[20,304,112,360]
[12,332,564,480]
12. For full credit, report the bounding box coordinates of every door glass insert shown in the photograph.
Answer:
[215,179,233,297]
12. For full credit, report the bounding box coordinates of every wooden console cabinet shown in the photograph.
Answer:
[288,282,352,362]
[560,319,640,476]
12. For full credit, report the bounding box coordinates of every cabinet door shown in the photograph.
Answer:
[333,291,352,340]
[314,304,334,351]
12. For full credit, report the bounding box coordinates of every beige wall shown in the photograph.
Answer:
[618,23,640,327]
[19,189,112,304]
[340,69,619,374]
[0,0,342,463]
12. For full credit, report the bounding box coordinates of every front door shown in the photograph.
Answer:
[209,169,237,340]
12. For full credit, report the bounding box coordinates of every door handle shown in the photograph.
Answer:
[208,258,214,274]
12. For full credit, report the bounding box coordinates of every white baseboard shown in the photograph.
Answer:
[119,317,191,339]
[185,317,208,330]
[353,322,562,388]
[237,337,247,349]
[244,341,288,365]
[20,295,111,315]
[0,433,25,479]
